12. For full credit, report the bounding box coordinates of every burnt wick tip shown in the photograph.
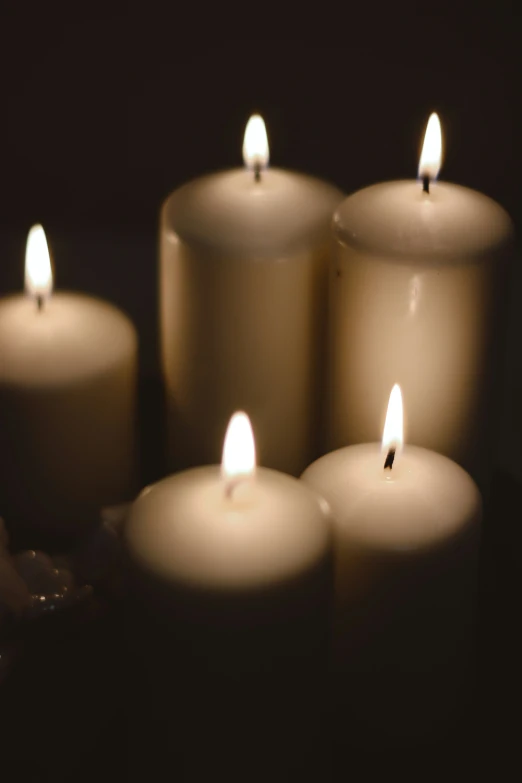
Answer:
[422,175,430,194]
[36,295,44,312]
[254,164,261,183]
[384,448,396,470]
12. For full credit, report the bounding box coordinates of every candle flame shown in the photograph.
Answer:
[222,411,256,494]
[382,384,404,459]
[25,224,53,301]
[242,114,269,171]
[418,112,442,182]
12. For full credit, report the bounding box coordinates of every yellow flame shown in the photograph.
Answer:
[25,224,53,300]
[418,112,442,182]
[242,114,269,171]
[382,384,404,456]
[222,411,256,493]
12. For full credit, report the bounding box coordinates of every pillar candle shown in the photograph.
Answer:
[125,411,332,651]
[327,113,513,483]
[124,412,333,778]
[160,115,342,476]
[0,226,138,534]
[302,385,481,741]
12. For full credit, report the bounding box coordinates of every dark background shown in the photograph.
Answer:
[0,6,521,781]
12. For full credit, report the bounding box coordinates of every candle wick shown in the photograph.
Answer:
[384,448,396,470]
[224,477,240,500]
[224,473,253,500]
[254,163,261,183]
[36,294,44,312]
[422,175,430,194]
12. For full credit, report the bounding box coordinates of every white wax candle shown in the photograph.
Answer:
[160,115,342,476]
[302,385,482,738]
[0,226,137,534]
[125,412,333,777]
[327,114,513,482]
[126,413,331,594]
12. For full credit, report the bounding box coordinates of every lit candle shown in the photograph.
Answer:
[160,114,342,476]
[302,385,481,739]
[125,412,333,777]
[126,411,331,610]
[0,225,138,534]
[327,113,514,484]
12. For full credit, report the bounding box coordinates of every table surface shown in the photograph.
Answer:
[0,470,520,783]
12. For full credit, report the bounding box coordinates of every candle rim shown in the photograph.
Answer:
[301,441,482,553]
[333,180,514,264]
[0,291,137,387]
[162,168,343,259]
[125,464,333,592]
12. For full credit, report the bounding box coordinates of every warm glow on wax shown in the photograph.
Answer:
[418,112,442,182]
[382,384,404,459]
[222,411,256,494]
[242,114,269,171]
[25,224,53,301]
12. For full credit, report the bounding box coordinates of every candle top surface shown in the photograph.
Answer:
[0,292,136,386]
[302,443,481,551]
[125,466,332,591]
[163,168,342,257]
[333,180,513,262]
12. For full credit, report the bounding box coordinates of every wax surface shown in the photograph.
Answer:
[302,443,481,552]
[126,466,332,590]
[334,180,513,260]
[164,168,342,256]
[0,294,135,384]
[0,292,137,532]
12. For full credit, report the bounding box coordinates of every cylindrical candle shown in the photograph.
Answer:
[0,226,138,535]
[302,385,481,741]
[125,412,333,779]
[327,114,513,483]
[160,115,342,476]
[125,411,332,653]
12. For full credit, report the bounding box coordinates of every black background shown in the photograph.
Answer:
[0,8,519,233]
[0,5,521,781]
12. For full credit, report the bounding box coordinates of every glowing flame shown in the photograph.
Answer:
[382,384,404,458]
[418,112,442,182]
[242,114,269,171]
[222,411,256,495]
[25,224,53,300]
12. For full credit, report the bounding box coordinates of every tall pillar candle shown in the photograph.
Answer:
[124,412,333,779]
[327,114,513,482]
[0,226,138,535]
[302,385,482,741]
[160,115,342,475]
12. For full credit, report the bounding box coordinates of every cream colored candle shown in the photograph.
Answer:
[125,412,333,777]
[0,226,138,534]
[302,385,481,739]
[160,115,342,475]
[328,114,513,482]
[126,411,331,603]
